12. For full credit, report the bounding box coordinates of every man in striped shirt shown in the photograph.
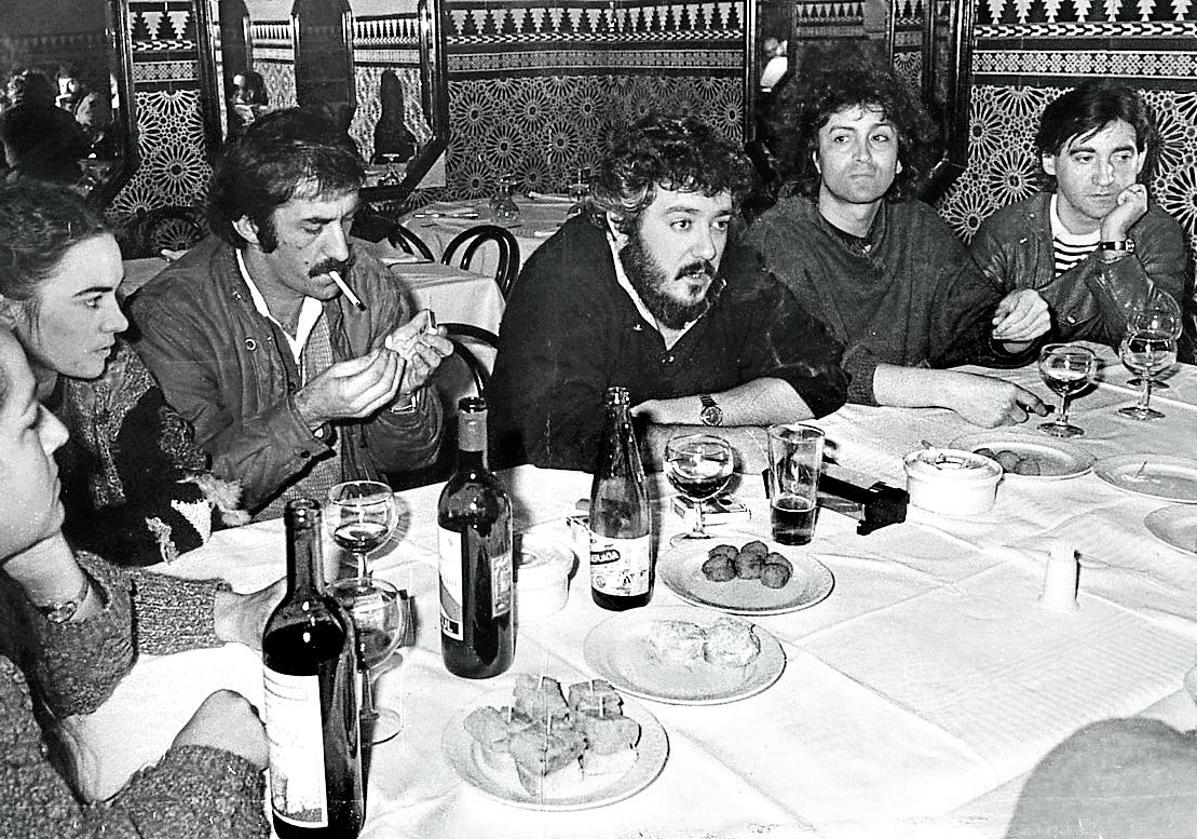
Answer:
[971,81,1191,352]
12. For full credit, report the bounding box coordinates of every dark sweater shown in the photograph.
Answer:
[741,195,1032,405]
[487,215,848,471]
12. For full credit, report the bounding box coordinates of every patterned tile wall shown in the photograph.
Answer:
[938,0,1197,256]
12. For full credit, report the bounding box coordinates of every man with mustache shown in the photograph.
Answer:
[741,63,1053,426]
[970,81,1191,355]
[130,107,450,517]
[487,114,849,472]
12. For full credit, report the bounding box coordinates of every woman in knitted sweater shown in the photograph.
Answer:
[0,180,248,566]
[0,324,281,836]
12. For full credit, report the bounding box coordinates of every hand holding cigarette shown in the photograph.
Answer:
[382,309,452,393]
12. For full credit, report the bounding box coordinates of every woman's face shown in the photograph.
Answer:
[0,331,69,560]
[14,234,128,384]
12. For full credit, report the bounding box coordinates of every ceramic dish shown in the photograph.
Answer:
[659,541,833,616]
[950,431,1095,479]
[582,606,785,705]
[1094,455,1197,503]
[441,687,667,810]
[1145,506,1197,555]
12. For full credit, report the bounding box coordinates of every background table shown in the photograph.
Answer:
[400,196,573,276]
[64,347,1197,838]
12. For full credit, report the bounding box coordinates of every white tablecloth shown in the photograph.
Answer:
[65,346,1197,838]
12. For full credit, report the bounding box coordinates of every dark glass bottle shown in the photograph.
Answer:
[589,387,654,610]
[438,397,514,678]
[262,499,364,838]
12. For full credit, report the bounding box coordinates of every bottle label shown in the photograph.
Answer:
[439,528,465,641]
[439,527,513,641]
[589,533,652,596]
[263,667,328,828]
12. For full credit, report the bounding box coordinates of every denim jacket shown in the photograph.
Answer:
[970,191,1192,349]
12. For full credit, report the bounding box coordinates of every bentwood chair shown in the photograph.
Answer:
[440,321,500,397]
[127,205,206,258]
[387,223,436,262]
[441,225,521,299]
[350,209,435,262]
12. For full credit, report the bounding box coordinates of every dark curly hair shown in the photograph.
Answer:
[207,106,364,251]
[587,114,755,235]
[0,180,109,320]
[1035,80,1158,181]
[767,60,939,202]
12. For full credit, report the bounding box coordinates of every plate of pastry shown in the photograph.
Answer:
[950,431,1095,479]
[442,673,667,810]
[582,606,785,705]
[660,539,834,616]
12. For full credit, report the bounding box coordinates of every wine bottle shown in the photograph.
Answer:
[262,499,365,838]
[589,387,654,610]
[438,397,514,678]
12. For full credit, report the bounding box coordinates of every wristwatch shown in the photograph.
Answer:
[37,576,92,624]
[1098,239,1135,254]
[699,394,723,427]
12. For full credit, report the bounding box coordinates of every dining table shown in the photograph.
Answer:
[399,194,575,276]
[61,342,1197,838]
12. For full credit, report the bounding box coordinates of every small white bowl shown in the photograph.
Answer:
[904,448,1002,516]
[514,534,576,621]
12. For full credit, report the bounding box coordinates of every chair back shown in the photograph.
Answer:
[441,322,500,398]
[441,225,521,299]
[129,205,206,258]
[388,223,435,261]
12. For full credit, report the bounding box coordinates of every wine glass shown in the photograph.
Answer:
[326,481,399,579]
[1126,297,1183,389]
[1037,343,1096,437]
[488,174,520,225]
[665,433,735,542]
[1118,328,1177,421]
[328,576,412,744]
[566,168,590,218]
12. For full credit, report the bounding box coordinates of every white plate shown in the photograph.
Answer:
[660,541,834,616]
[1094,455,1197,503]
[582,606,786,705]
[1145,506,1197,555]
[950,431,1095,479]
[441,685,668,811]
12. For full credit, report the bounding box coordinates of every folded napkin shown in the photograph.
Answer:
[379,253,427,265]
[527,191,575,204]
[412,202,481,219]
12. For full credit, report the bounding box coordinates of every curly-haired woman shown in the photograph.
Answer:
[0,180,248,565]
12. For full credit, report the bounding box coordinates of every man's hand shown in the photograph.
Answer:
[294,347,404,428]
[213,577,286,650]
[383,309,453,395]
[1101,182,1148,242]
[945,372,1048,427]
[173,689,268,769]
[992,289,1050,343]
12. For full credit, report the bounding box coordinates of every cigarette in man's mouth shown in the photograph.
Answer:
[329,270,365,311]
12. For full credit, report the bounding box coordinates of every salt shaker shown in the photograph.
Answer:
[1038,540,1079,612]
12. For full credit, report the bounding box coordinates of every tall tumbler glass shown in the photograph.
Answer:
[767,423,825,545]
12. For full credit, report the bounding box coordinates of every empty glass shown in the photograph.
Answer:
[1037,343,1096,437]
[1118,328,1177,421]
[1126,296,1183,389]
[489,174,521,225]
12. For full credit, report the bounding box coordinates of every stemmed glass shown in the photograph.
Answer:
[665,433,734,542]
[1126,297,1183,389]
[1037,343,1097,437]
[328,576,412,744]
[489,174,521,225]
[380,153,403,186]
[326,481,399,579]
[1118,326,1177,421]
[566,168,590,218]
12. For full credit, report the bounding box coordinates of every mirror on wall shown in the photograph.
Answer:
[0,0,138,205]
[203,0,448,204]
[746,0,973,201]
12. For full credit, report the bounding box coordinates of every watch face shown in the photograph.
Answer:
[700,405,723,426]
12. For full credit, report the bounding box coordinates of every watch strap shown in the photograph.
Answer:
[1098,239,1135,253]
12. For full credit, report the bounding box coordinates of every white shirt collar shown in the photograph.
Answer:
[235,249,325,364]
[605,232,701,340]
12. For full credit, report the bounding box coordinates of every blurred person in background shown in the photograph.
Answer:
[0,69,90,185]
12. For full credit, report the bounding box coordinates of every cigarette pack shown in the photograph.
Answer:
[671,494,751,524]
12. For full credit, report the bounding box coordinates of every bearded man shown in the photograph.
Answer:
[486,115,848,472]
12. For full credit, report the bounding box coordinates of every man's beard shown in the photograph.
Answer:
[620,233,724,330]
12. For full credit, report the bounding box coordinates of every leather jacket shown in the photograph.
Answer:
[128,236,443,515]
[970,191,1192,349]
